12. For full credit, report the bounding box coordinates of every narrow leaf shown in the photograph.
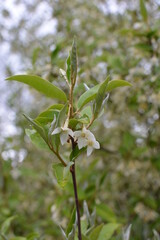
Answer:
[59,226,67,240]
[23,114,47,142]
[122,224,132,240]
[66,53,71,83]
[66,208,76,236]
[89,224,104,240]
[82,235,90,240]
[6,75,67,102]
[80,106,92,120]
[57,103,68,127]
[97,223,120,240]
[25,129,50,150]
[81,219,88,235]
[77,80,132,110]
[96,204,117,223]
[52,163,70,188]
[36,104,63,124]
[70,145,86,161]
[93,76,110,118]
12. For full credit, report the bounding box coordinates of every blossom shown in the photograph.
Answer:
[86,136,100,156]
[51,126,73,145]
[74,127,100,156]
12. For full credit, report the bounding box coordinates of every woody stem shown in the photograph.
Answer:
[70,138,82,240]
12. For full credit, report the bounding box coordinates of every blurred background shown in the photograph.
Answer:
[0,0,160,239]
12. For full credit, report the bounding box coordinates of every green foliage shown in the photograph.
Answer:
[66,54,71,84]
[89,224,103,240]
[36,104,64,123]
[57,103,68,127]
[88,223,120,240]
[70,146,86,161]
[52,163,72,188]
[66,208,76,237]
[96,204,117,223]
[2,0,160,239]
[23,114,47,143]
[93,77,109,118]
[25,129,50,150]
[97,223,120,240]
[77,80,132,110]
[6,75,67,102]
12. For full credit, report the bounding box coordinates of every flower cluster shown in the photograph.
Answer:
[52,126,100,156]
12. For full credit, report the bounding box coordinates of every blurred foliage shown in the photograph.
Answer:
[0,0,160,239]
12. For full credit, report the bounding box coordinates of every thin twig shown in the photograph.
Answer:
[87,115,95,129]
[48,144,67,167]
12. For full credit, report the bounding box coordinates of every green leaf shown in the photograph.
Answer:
[66,208,76,236]
[52,163,71,188]
[66,53,71,83]
[81,218,88,235]
[97,223,120,240]
[106,80,132,92]
[1,216,17,234]
[25,129,50,150]
[77,84,99,110]
[89,224,104,240]
[70,145,86,161]
[82,235,90,240]
[6,75,67,102]
[35,111,59,125]
[36,104,64,124]
[77,80,132,110]
[38,104,64,118]
[52,163,65,187]
[23,114,47,142]
[96,204,117,223]
[93,76,110,118]
[69,119,81,129]
[69,116,89,129]
[71,37,77,85]
[57,103,68,127]
[80,106,93,120]
[140,0,148,22]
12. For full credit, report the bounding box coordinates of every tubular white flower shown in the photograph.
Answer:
[52,126,73,145]
[74,126,100,155]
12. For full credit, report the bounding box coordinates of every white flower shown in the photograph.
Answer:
[51,126,73,145]
[74,127,91,149]
[74,127,100,156]
[86,136,100,156]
